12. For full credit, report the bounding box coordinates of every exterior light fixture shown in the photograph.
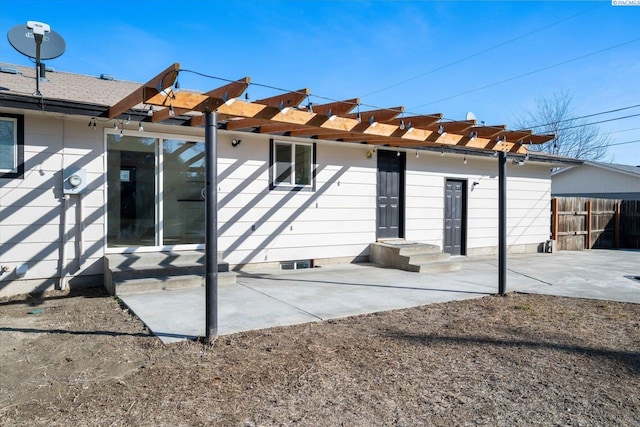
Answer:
[138,121,144,132]
[169,104,175,117]
[463,155,468,165]
[438,124,445,135]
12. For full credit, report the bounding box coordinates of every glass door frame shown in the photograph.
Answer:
[104,129,206,254]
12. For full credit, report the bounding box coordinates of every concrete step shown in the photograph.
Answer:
[406,261,462,273]
[400,252,451,266]
[115,272,237,295]
[371,241,441,264]
[110,262,228,281]
[370,240,461,274]
[104,250,235,295]
[105,250,222,269]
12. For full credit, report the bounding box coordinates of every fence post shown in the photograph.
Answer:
[615,201,621,248]
[586,200,592,249]
[551,198,558,241]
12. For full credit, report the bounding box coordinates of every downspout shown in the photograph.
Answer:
[59,194,70,290]
[77,194,85,267]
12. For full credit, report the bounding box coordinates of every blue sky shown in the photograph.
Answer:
[1,1,639,164]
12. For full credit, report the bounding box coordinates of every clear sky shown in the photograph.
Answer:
[1,1,639,165]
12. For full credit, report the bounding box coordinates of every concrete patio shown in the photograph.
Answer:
[118,249,640,343]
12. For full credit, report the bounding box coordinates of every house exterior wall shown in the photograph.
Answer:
[0,108,554,297]
[0,111,106,296]
[552,165,640,199]
[405,154,552,255]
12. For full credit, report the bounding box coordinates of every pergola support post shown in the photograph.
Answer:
[205,111,218,343]
[498,150,507,296]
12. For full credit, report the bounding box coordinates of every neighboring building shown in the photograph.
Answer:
[0,62,573,297]
[552,161,640,200]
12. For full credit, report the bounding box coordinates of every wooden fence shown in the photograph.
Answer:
[551,197,640,250]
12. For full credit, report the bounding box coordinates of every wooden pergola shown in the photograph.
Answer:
[108,63,554,154]
[108,63,555,342]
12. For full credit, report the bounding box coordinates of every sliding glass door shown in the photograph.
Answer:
[107,134,205,249]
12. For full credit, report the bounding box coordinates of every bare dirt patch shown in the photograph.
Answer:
[1,288,639,426]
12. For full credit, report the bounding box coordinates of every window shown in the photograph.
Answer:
[270,139,315,190]
[0,114,24,179]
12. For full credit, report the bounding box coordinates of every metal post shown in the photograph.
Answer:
[33,34,43,97]
[205,111,218,342]
[498,151,507,295]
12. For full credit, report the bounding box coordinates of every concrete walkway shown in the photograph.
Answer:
[119,249,640,343]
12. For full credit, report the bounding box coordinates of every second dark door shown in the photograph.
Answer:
[444,179,466,255]
[377,150,405,239]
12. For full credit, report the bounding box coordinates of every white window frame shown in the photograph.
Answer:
[270,139,315,191]
[0,114,23,178]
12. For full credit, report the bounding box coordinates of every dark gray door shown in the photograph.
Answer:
[377,150,404,239]
[444,179,465,255]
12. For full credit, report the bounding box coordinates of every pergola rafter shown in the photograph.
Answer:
[109,63,555,155]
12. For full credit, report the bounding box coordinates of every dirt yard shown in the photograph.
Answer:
[1,287,638,426]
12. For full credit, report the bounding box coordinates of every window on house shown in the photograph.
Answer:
[271,139,315,190]
[0,114,24,179]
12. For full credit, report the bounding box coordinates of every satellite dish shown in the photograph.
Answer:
[7,22,66,96]
[7,24,66,60]
[466,112,477,122]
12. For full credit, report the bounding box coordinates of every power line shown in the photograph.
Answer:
[609,138,640,147]
[525,104,640,130]
[179,68,639,139]
[361,4,604,99]
[542,112,640,134]
[610,126,640,135]
[410,37,640,110]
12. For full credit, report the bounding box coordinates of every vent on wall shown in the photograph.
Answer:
[280,260,312,270]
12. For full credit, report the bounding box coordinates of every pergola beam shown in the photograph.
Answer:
[124,64,554,156]
[109,63,180,119]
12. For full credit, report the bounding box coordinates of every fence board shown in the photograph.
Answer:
[552,197,640,250]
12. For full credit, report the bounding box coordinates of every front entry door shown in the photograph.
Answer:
[377,150,405,239]
[444,179,466,255]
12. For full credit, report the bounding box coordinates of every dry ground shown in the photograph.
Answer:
[1,287,639,426]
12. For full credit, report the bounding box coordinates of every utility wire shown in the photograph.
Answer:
[524,104,640,130]
[537,113,640,134]
[179,68,640,139]
[361,3,604,99]
[609,138,640,147]
[411,37,640,110]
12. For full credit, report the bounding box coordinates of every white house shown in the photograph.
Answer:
[0,62,575,297]
[552,161,640,200]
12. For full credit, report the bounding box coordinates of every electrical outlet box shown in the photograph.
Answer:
[63,168,87,194]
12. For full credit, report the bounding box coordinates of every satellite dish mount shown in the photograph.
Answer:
[27,21,50,96]
[7,21,66,97]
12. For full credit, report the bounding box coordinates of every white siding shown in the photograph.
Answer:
[216,137,376,265]
[405,153,552,252]
[552,164,640,196]
[0,109,554,296]
[0,113,105,295]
